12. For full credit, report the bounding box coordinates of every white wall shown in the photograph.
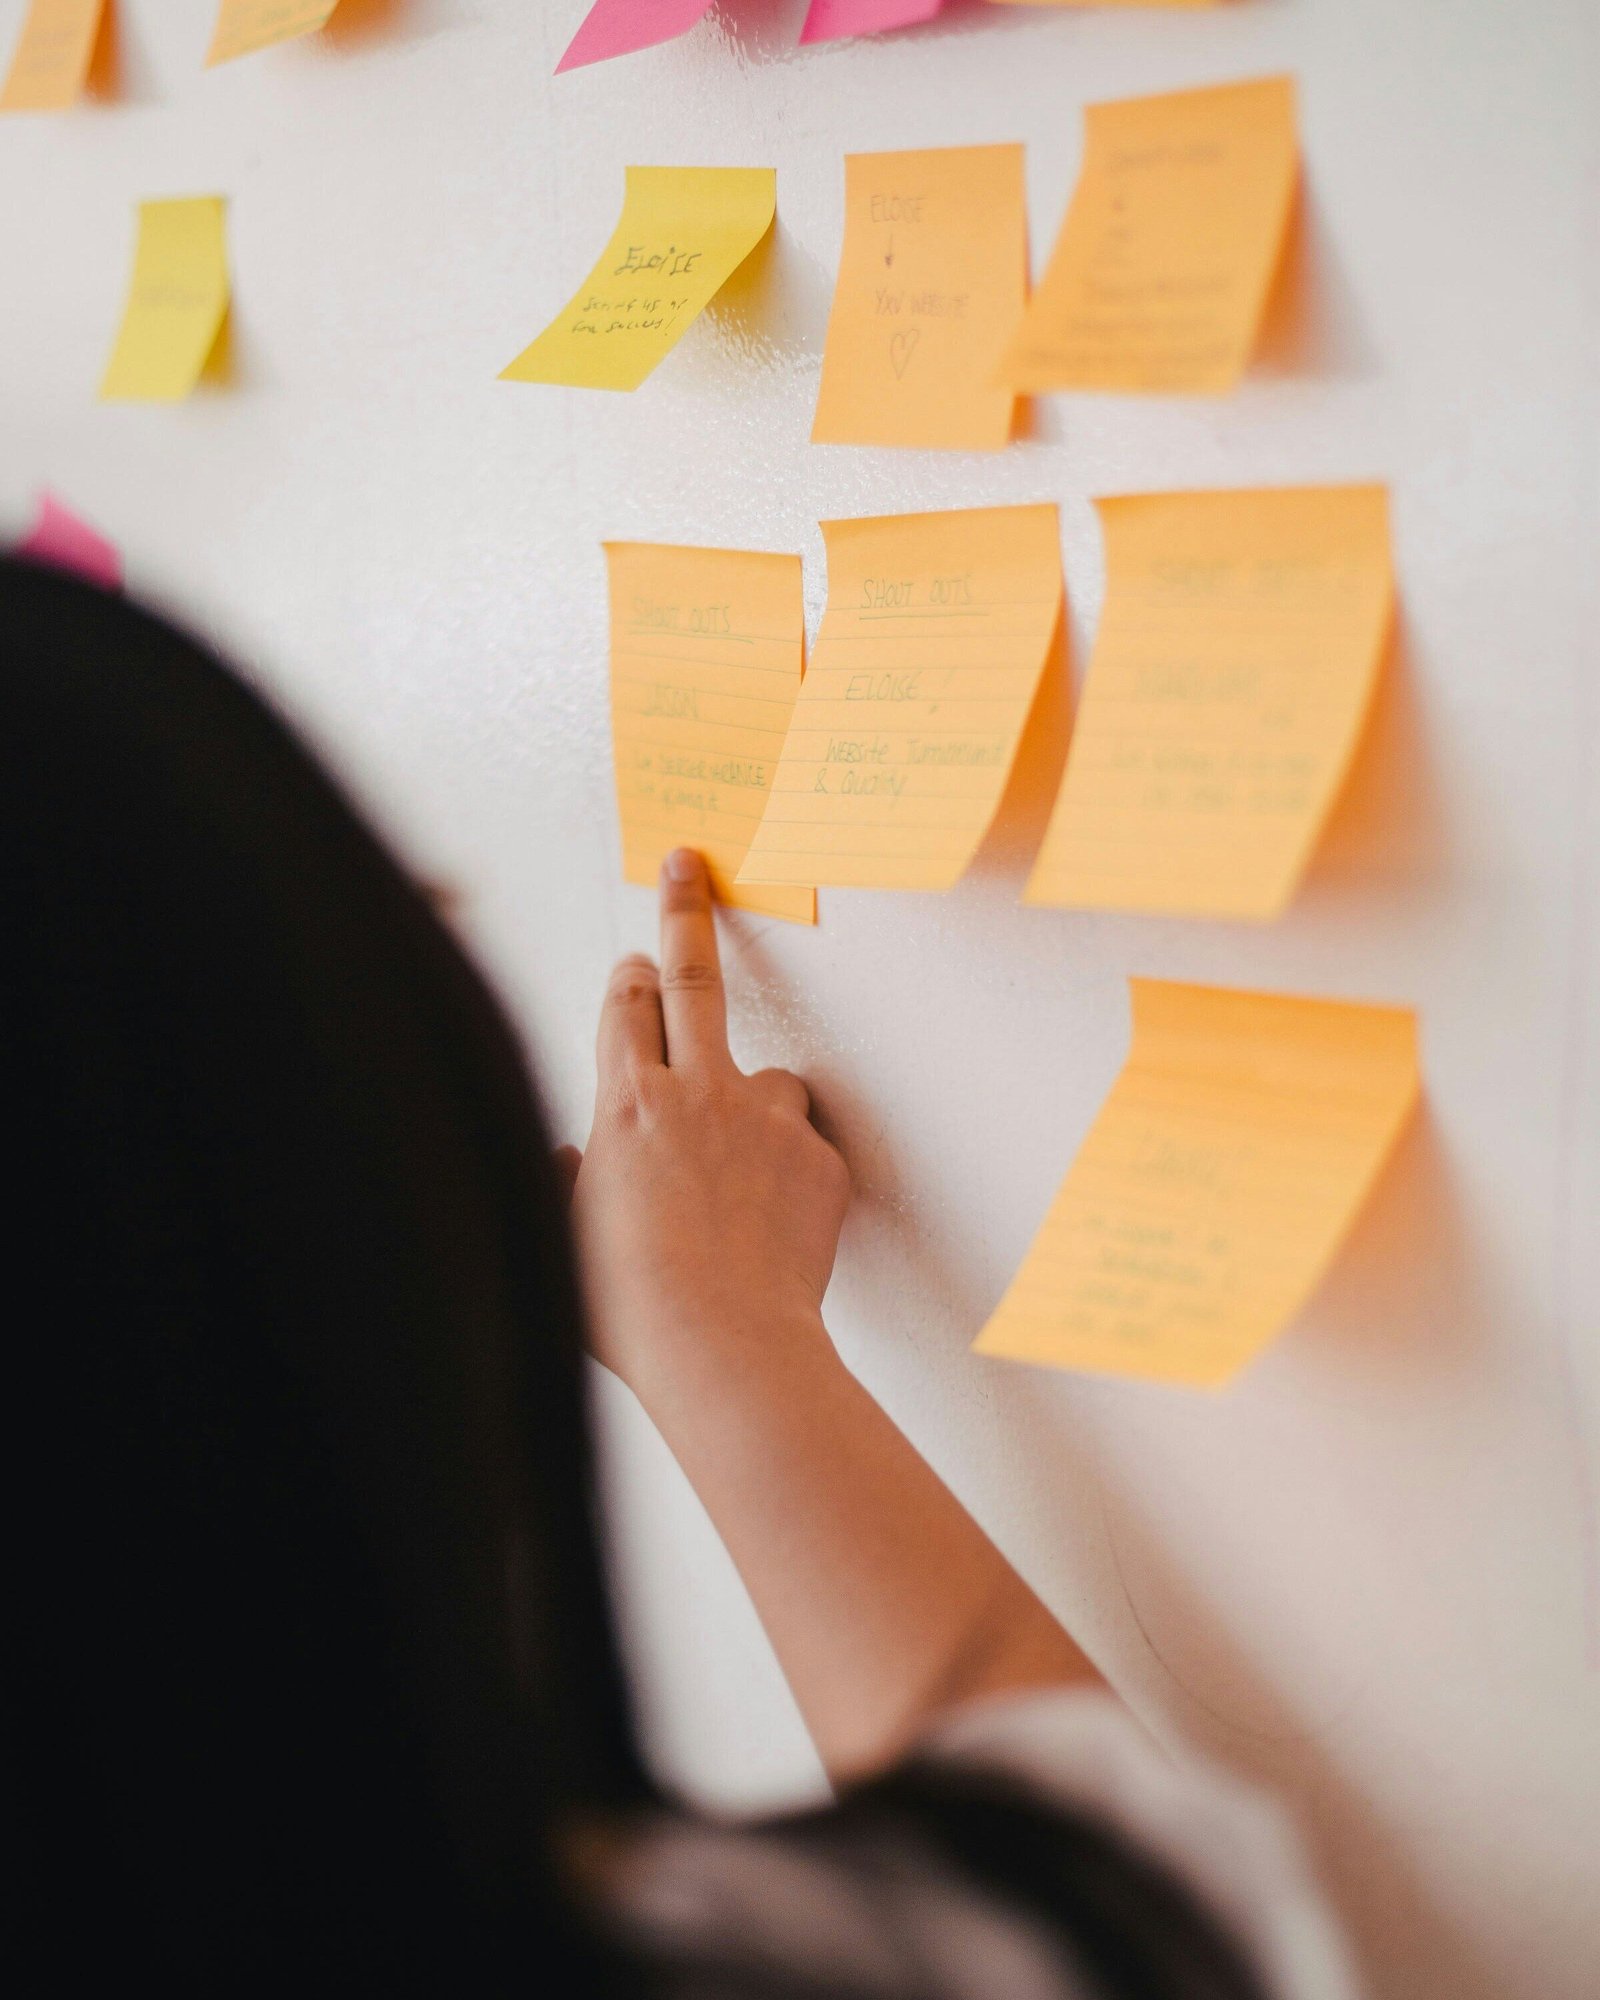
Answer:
[3,3,1597,1994]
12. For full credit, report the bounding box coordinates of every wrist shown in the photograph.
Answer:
[620,1299,843,1436]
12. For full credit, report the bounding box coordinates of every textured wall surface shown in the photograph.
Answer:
[3,3,1598,1994]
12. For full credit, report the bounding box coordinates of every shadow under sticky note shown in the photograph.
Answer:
[0,0,105,112]
[975,978,1421,1388]
[99,197,230,403]
[1002,74,1298,395]
[1025,485,1394,920]
[813,144,1026,452]
[206,2,343,65]
[557,0,715,72]
[737,505,1062,892]
[607,542,815,924]
[501,167,776,392]
[17,490,122,588]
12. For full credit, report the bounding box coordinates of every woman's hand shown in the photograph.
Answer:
[571,849,850,1416]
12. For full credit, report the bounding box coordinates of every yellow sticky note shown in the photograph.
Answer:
[206,1,341,65]
[501,167,776,393]
[99,198,230,404]
[976,979,1420,1388]
[1026,485,1393,920]
[813,144,1026,452]
[737,506,1062,892]
[1001,75,1297,394]
[0,0,104,112]
[608,543,815,925]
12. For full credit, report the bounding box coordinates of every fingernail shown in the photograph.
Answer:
[665,848,700,882]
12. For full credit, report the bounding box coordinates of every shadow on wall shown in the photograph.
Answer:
[965,604,1073,891]
[703,223,835,374]
[1300,606,1453,914]
[1093,1463,1510,2000]
[1254,177,1382,385]
[1297,1100,1488,1392]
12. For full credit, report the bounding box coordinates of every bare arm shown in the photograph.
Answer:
[571,849,1101,1785]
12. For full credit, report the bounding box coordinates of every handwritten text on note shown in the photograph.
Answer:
[813,144,1026,452]
[1001,75,1298,394]
[608,542,815,923]
[976,979,1420,1387]
[500,167,775,392]
[1026,485,1394,920]
[738,505,1062,892]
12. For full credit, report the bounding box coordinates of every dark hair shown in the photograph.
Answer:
[5,558,1276,2000]
[4,558,646,1987]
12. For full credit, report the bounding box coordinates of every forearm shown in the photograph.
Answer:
[633,1310,1103,1785]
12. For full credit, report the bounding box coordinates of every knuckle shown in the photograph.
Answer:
[606,957,659,1005]
[661,960,721,993]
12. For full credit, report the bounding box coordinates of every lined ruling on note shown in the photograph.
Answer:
[1026,485,1394,920]
[501,167,775,393]
[1001,75,1298,395]
[976,979,1420,1388]
[813,144,1027,452]
[607,542,815,924]
[737,505,1062,892]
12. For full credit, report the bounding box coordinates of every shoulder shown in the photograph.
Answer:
[604,1690,1360,2000]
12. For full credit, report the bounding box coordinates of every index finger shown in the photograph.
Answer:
[658,849,730,1071]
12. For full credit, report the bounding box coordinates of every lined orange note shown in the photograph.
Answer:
[1001,75,1297,394]
[607,543,815,924]
[975,979,1420,1388]
[0,0,104,111]
[207,1,341,65]
[813,144,1027,452]
[737,506,1062,892]
[1026,486,1393,920]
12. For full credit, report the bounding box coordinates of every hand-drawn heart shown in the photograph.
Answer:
[889,328,921,380]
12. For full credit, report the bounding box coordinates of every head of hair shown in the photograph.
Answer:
[3,559,645,1987]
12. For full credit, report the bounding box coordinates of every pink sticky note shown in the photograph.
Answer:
[17,490,122,590]
[799,0,945,42]
[556,0,716,72]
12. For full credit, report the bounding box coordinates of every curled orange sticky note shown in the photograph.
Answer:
[739,505,1063,892]
[1,0,105,112]
[975,978,1421,1388]
[1001,75,1298,395]
[1026,485,1395,920]
[607,542,815,924]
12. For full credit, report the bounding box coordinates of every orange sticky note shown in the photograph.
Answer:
[206,1,341,66]
[737,506,1062,892]
[608,543,815,924]
[975,979,1420,1388]
[0,0,105,111]
[813,145,1026,452]
[1001,75,1297,395]
[1026,486,1393,920]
